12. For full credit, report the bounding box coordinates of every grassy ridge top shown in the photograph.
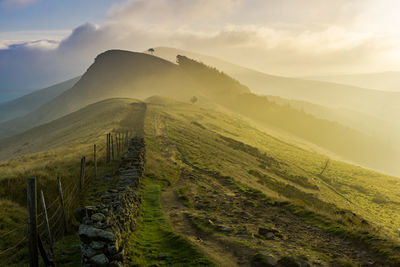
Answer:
[141,99,400,265]
[145,97,400,240]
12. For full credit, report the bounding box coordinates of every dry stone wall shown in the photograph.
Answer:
[77,137,145,267]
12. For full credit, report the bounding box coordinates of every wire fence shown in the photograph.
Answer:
[0,130,133,266]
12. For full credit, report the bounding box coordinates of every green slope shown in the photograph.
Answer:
[0,77,80,123]
[1,50,398,176]
[139,98,400,265]
[154,47,400,124]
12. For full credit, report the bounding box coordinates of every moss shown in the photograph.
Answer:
[128,178,214,266]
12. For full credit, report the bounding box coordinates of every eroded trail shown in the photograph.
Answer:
[162,176,243,267]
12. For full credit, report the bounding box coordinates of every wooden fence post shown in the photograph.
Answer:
[40,190,54,256]
[94,144,97,178]
[108,133,111,163]
[106,133,109,163]
[79,156,85,192]
[111,135,114,161]
[115,135,118,157]
[118,133,120,154]
[27,177,38,267]
[57,177,67,234]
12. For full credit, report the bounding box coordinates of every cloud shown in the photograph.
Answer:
[2,0,400,100]
[108,0,238,29]
[1,0,36,9]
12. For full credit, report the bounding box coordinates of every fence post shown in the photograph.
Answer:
[57,177,67,234]
[118,133,120,155]
[108,133,111,163]
[111,135,114,161]
[106,133,109,163]
[27,177,38,267]
[94,144,97,178]
[115,135,118,157]
[40,190,54,256]
[80,156,85,192]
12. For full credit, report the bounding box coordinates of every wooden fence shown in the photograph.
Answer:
[0,131,132,266]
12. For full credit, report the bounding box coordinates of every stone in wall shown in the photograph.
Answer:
[77,137,145,266]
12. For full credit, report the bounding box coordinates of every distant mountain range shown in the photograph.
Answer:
[0,77,80,123]
[304,72,400,92]
[154,47,400,125]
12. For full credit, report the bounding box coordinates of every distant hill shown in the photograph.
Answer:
[154,47,400,124]
[0,49,398,175]
[0,50,248,139]
[304,72,400,92]
[0,98,142,160]
[0,77,80,123]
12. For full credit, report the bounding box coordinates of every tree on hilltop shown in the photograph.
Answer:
[147,48,155,55]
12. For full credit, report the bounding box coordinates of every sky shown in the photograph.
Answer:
[1,0,400,100]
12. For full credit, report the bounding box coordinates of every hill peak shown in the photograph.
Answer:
[94,49,173,66]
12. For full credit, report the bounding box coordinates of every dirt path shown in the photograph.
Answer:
[161,177,244,267]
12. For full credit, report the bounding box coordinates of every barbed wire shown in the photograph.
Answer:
[0,236,27,255]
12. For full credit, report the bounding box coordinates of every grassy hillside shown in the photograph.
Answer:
[0,77,79,123]
[0,50,248,139]
[0,98,145,202]
[1,50,398,176]
[154,47,400,124]
[176,56,400,176]
[266,95,393,138]
[0,98,147,265]
[305,72,400,92]
[1,96,400,265]
[140,98,400,265]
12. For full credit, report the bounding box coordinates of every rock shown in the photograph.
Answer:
[81,244,98,258]
[91,213,106,222]
[90,241,105,250]
[258,227,279,239]
[79,225,116,242]
[90,254,109,267]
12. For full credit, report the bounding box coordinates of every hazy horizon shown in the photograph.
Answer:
[2,0,400,98]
